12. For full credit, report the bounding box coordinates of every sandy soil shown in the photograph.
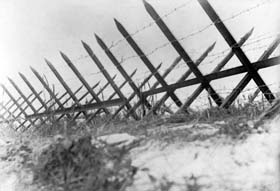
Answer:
[0,116,279,191]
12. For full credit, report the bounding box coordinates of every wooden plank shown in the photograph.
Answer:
[126,56,182,117]
[110,63,162,120]
[222,36,280,108]
[86,69,137,122]
[1,84,35,126]
[95,34,152,112]
[143,0,223,106]
[30,66,72,119]
[19,72,48,110]
[143,56,280,96]
[60,52,110,115]
[0,103,19,124]
[13,92,42,129]
[16,91,66,131]
[114,18,183,107]
[81,41,139,120]
[0,99,14,113]
[1,97,22,116]
[197,0,275,103]
[26,98,125,118]
[72,80,104,120]
[46,59,88,118]
[6,93,34,119]
[177,28,254,113]
[7,77,42,123]
[146,42,216,116]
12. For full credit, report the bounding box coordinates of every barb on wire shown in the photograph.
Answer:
[108,0,194,50]
[117,0,271,66]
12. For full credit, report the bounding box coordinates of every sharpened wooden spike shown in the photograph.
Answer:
[143,0,223,106]
[114,18,184,108]
[60,50,110,115]
[19,72,47,110]
[145,41,217,116]
[142,57,280,97]
[176,28,254,113]
[197,0,274,103]
[82,39,139,120]
[95,33,152,114]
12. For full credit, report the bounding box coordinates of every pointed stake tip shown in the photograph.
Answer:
[113,18,121,26]
[81,40,87,47]
[94,33,99,38]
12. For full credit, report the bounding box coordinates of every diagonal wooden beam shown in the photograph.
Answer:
[81,41,139,120]
[125,57,182,118]
[1,84,35,126]
[7,77,42,123]
[1,96,27,121]
[60,51,110,115]
[71,80,104,120]
[26,98,125,119]
[146,42,216,116]
[95,34,152,112]
[17,90,68,131]
[0,99,14,113]
[30,66,72,119]
[0,103,19,123]
[86,69,137,122]
[13,92,42,129]
[177,28,254,113]
[114,18,183,108]
[19,72,48,111]
[0,97,22,116]
[197,0,275,103]
[111,63,162,120]
[45,59,88,118]
[142,56,280,96]
[143,0,223,106]
[222,36,280,108]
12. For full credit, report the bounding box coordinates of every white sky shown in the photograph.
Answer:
[0,0,279,108]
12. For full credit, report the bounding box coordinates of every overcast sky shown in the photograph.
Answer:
[0,0,279,107]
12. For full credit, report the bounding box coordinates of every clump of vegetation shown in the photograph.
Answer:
[31,135,137,191]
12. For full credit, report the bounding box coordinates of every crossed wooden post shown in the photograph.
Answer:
[197,0,275,105]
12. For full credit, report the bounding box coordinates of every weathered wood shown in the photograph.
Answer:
[143,56,280,96]
[86,69,137,122]
[1,97,22,116]
[8,78,42,123]
[27,98,125,118]
[81,41,139,120]
[95,34,152,112]
[197,0,275,103]
[72,80,104,120]
[143,0,223,106]
[1,84,35,126]
[146,42,216,116]
[60,51,110,115]
[30,66,72,119]
[19,72,48,110]
[13,92,42,129]
[7,93,34,118]
[177,28,254,113]
[222,35,280,108]
[126,56,182,117]
[114,18,183,107]
[46,59,88,118]
[0,103,19,124]
[0,99,14,113]
[110,63,162,120]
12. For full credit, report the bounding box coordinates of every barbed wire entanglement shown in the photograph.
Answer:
[0,0,279,130]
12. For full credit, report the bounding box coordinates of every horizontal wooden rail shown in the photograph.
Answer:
[26,98,125,118]
[143,56,280,97]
